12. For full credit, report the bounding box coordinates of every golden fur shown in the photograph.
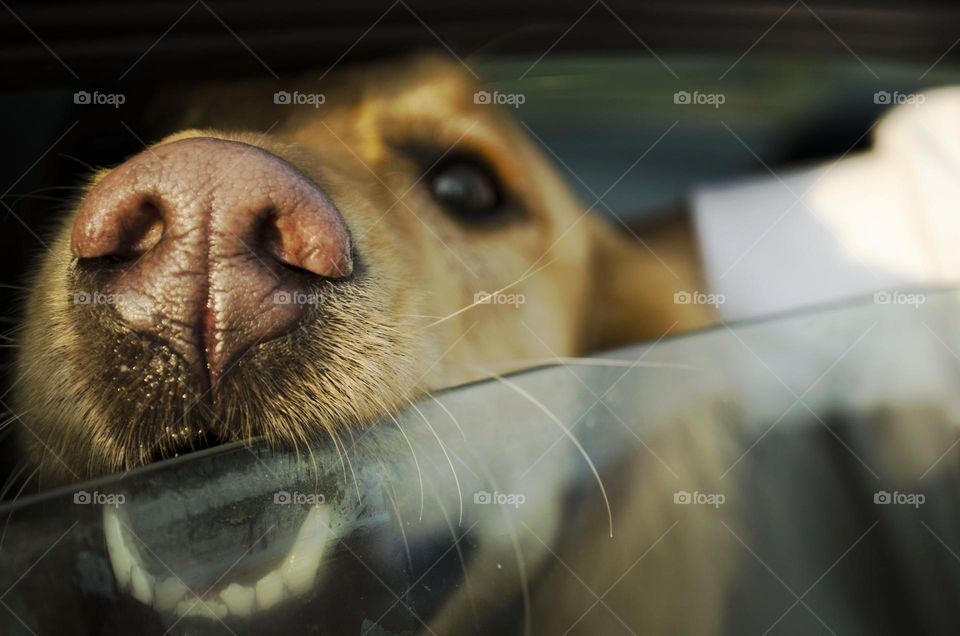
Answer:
[15,54,711,484]
[13,54,728,635]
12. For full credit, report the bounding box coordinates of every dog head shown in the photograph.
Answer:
[14,54,702,484]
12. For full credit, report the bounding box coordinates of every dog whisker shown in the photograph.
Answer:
[0,459,30,502]
[470,451,535,636]
[7,194,72,204]
[406,397,463,527]
[0,464,39,553]
[421,255,558,330]
[429,394,468,443]
[429,484,482,628]
[0,408,27,434]
[474,366,614,538]
[57,152,99,174]
[378,457,414,572]
[326,426,349,484]
[388,411,425,522]
[338,431,362,507]
[470,356,697,375]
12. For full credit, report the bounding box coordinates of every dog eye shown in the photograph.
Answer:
[429,160,506,223]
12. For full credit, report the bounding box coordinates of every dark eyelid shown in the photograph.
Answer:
[401,142,498,178]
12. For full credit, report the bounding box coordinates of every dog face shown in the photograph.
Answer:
[14,54,699,485]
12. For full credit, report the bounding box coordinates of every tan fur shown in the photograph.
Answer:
[15,54,710,484]
[14,54,728,634]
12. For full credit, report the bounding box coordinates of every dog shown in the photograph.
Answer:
[8,54,750,634]
[14,53,714,486]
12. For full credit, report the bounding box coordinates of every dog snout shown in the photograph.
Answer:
[71,136,353,387]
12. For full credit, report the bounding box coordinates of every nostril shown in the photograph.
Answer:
[119,198,165,257]
[259,210,288,266]
[257,208,353,279]
[73,194,165,261]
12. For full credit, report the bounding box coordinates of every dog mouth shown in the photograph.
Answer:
[19,238,420,486]
[147,426,233,464]
[104,501,333,619]
[63,279,327,468]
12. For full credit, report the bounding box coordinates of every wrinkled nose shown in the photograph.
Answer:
[71,137,353,388]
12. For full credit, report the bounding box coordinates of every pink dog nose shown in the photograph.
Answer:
[72,137,352,387]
